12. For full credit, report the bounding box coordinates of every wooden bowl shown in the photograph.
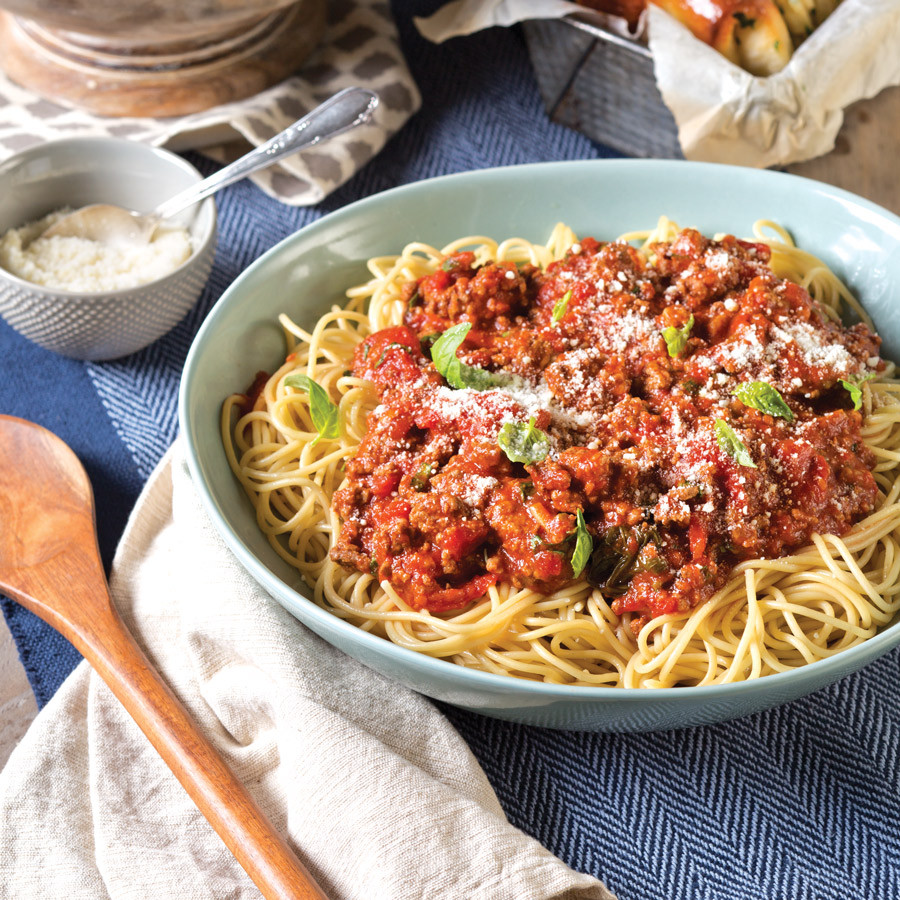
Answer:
[0,0,327,117]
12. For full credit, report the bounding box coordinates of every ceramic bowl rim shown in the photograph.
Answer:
[179,158,900,709]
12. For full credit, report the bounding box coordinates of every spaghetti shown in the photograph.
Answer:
[223,219,900,688]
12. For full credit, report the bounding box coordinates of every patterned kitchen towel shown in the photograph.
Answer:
[0,0,420,206]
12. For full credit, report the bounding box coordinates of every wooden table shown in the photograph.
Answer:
[788,86,900,215]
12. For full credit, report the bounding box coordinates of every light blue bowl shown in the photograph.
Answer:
[179,159,900,732]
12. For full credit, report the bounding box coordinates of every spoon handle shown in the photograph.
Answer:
[155,86,379,221]
[0,414,329,899]
[80,588,331,900]
[6,558,330,900]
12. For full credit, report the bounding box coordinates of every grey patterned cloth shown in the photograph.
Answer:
[0,0,420,206]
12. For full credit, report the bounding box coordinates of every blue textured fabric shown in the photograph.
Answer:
[3,4,899,899]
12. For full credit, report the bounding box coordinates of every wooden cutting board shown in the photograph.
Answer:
[0,0,326,118]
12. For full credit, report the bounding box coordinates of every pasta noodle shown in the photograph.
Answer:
[222,218,900,688]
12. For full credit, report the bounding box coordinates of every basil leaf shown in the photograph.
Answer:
[733,381,794,422]
[661,314,694,358]
[551,289,572,325]
[376,342,411,367]
[586,522,661,596]
[458,364,502,391]
[430,323,470,387]
[498,416,551,464]
[283,373,340,445]
[840,374,876,411]
[571,510,592,578]
[429,322,502,391]
[714,419,756,468]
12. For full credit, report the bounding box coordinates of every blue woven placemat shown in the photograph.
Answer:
[3,4,899,898]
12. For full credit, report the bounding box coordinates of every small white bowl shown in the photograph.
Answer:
[0,137,217,361]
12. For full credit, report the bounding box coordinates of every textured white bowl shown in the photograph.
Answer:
[0,137,217,361]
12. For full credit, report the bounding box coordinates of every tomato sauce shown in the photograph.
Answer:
[329,229,882,625]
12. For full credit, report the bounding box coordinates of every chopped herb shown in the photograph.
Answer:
[734,11,756,27]
[680,377,701,395]
[369,558,378,575]
[638,553,667,576]
[283,373,340,445]
[441,257,458,271]
[586,522,662,596]
[376,341,412,367]
[410,461,434,492]
[662,314,694,358]
[714,419,757,468]
[419,332,441,348]
[678,479,705,499]
[498,416,551,465]
[733,381,794,422]
[840,374,876,411]
[774,40,780,51]
[529,534,543,550]
[520,480,535,498]
[551,289,572,325]
[408,287,421,308]
[571,510,592,578]
[430,322,502,390]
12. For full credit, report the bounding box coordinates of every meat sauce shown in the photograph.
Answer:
[329,229,882,627]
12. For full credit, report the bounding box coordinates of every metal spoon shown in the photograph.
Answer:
[0,415,330,900]
[43,86,379,248]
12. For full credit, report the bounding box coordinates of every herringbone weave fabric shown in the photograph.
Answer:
[3,3,899,899]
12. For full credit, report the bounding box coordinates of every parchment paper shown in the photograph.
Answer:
[414,0,900,167]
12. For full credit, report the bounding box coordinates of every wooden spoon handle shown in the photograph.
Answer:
[87,606,329,899]
[0,416,328,898]
[5,563,329,900]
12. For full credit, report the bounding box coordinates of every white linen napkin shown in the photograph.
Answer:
[0,440,614,900]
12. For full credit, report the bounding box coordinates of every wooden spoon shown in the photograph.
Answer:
[0,415,329,900]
